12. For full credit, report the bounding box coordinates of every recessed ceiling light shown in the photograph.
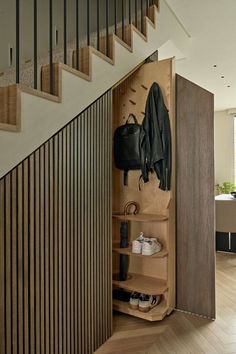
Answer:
[227,85,231,88]
[213,65,217,67]
[221,76,225,79]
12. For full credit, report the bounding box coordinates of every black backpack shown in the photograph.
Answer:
[114,114,142,185]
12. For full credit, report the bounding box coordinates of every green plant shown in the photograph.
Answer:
[215,181,236,194]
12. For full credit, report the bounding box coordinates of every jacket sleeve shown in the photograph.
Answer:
[142,82,172,190]
[147,84,164,166]
[154,84,172,190]
[140,117,149,183]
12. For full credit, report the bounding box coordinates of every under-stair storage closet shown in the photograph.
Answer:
[112,58,176,321]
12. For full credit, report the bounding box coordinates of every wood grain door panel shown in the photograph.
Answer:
[176,75,215,319]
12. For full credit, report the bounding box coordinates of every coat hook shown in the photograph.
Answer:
[130,87,136,92]
[141,84,148,90]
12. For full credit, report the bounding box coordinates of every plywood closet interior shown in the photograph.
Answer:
[111,58,176,321]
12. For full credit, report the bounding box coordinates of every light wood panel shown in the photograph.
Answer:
[112,246,168,258]
[112,214,168,222]
[113,298,168,322]
[176,75,215,319]
[0,91,112,354]
[112,58,176,318]
[0,85,21,130]
[112,59,175,214]
[113,273,168,295]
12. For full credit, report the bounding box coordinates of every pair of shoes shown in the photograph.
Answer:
[129,292,161,312]
[132,232,162,256]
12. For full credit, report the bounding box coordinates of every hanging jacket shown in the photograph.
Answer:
[140,82,171,190]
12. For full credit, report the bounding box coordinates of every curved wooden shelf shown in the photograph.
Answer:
[113,299,169,322]
[112,246,168,258]
[112,273,168,295]
[112,213,168,222]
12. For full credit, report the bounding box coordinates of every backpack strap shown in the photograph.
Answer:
[126,114,138,124]
[138,175,143,191]
[124,170,128,186]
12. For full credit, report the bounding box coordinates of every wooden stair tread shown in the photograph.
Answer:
[20,84,61,102]
[0,122,20,132]
[114,34,133,53]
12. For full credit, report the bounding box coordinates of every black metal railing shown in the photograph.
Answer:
[16,0,20,84]
[49,0,54,94]
[33,0,38,89]
[11,0,156,95]
[64,0,67,64]
[106,0,109,56]
[97,0,100,51]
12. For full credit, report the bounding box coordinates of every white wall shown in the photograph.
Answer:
[214,110,235,184]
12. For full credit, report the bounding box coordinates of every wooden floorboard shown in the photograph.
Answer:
[96,253,236,354]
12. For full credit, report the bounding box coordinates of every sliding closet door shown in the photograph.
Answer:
[176,75,215,319]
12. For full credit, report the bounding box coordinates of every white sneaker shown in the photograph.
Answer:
[129,291,140,310]
[132,232,145,254]
[138,294,161,313]
[142,238,162,256]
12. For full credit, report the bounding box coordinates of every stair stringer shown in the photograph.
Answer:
[0,6,160,179]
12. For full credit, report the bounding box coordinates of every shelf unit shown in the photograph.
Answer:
[112,213,168,222]
[113,299,168,322]
[113,273,168,295]
[112,246,168,258]
[112,58,176,322]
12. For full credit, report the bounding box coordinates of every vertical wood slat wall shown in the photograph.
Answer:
[0,91,112,354]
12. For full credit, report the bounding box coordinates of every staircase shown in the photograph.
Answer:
[0,2,161,179]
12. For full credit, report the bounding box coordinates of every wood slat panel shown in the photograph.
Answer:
[0,92,112,354]
[0,179,5,354]
[17,164,24,354]
[44,143,50,354]
[23,160,29,354]
[49,139,54,354]
[73,121,78,354]
[11,170,18,354]
[34,150,41,354]
[62,128,67,354]
[77,117,82,354]
[176,75,215,319]
[29,155,35,354]
[5,175,12,354]
[39,145,45,354]
[53,135,59,354]
[57,131,63,354]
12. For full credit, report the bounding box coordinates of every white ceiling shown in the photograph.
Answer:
[164,0,236,111]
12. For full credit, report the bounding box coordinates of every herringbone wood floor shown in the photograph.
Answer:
[96,253,236,354]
